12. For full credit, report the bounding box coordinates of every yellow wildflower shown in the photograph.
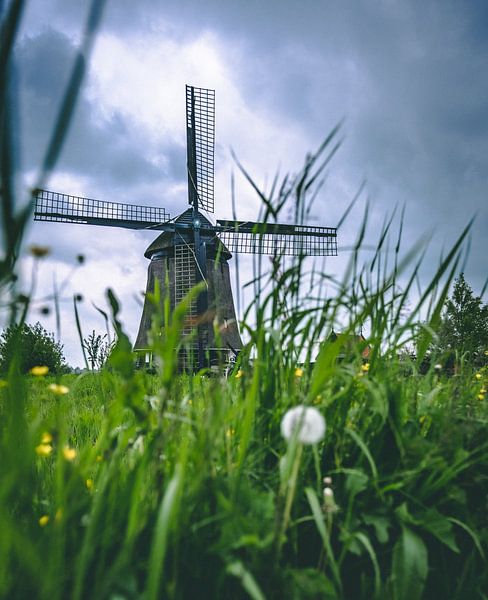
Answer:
[62,446,77,461]
[480,387,486,394]
[86,478,94,490]
[478,394,485,401]
[475,373,482,380]
[235,369,243,379]
[226,428,235,438]
[361,363,370,373]
[39,515,50,527]
[30,365,49,376]
[35,443,53,457]
[48,383,70,395]
[41,432,53,444]
[29,245,50,258]
[295,367,304,378]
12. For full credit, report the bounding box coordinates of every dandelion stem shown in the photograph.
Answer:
[274,442,303,562]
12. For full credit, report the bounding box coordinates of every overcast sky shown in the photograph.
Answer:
[11,0,488,366]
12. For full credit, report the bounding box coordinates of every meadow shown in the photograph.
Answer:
[1,206,488,598]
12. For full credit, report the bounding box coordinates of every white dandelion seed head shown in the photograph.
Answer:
[280,405,326,445]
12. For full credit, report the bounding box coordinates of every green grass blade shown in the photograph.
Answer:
[226,561,266,600]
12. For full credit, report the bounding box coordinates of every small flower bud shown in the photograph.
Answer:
[29,245,50,258]
[39,515,50,527]
[323,487,334,498]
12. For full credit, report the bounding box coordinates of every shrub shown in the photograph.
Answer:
[0,321,68,374]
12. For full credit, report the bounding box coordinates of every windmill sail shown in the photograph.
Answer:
[186,85,215,213]
[34,189,171,230]
[215,220,338,256]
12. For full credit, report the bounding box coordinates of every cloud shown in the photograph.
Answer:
[16,28,177,191]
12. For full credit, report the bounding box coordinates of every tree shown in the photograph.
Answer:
[434,274,488,367]
[0,322,68,374]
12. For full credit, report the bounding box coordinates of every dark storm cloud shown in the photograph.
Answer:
[16,28,185,190]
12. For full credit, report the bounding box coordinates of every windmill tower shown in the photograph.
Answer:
[34,85,338,371]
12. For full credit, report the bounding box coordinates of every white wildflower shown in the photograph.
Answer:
[280,405,326,445]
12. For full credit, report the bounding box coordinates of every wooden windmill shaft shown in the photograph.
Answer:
[33,85,338,371]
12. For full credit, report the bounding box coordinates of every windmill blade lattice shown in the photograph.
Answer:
[34,189,171,230]
[186,85,215,213]
[215,220,338,256]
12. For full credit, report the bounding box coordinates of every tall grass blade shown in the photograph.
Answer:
[146,461,186,600]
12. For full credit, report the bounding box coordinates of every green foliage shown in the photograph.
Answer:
[82,330,112,370]
[0,321,68,374]
[434,273,488,367]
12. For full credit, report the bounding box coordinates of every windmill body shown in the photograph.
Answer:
[34,85,338,371]
[134,208,242,369]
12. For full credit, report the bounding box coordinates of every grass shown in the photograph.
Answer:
[1,198,488,598]
[1,325,487,599]
[2,2,488,597]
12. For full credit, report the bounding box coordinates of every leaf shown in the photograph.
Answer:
[344,468,369,497]
[419,509,459,554]
[396,504,459,553]
[354,531,381,598]
[345,428,378,479]
[363,514,391,544]
[448,517,485,560]
[304,487,342,594]
[226,561,265,600]
[392,526,428,600]
[286,568,337,599]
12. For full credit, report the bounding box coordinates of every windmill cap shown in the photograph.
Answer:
[144,208,232,260]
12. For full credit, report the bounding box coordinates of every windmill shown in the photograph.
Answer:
[34,85,338,371]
